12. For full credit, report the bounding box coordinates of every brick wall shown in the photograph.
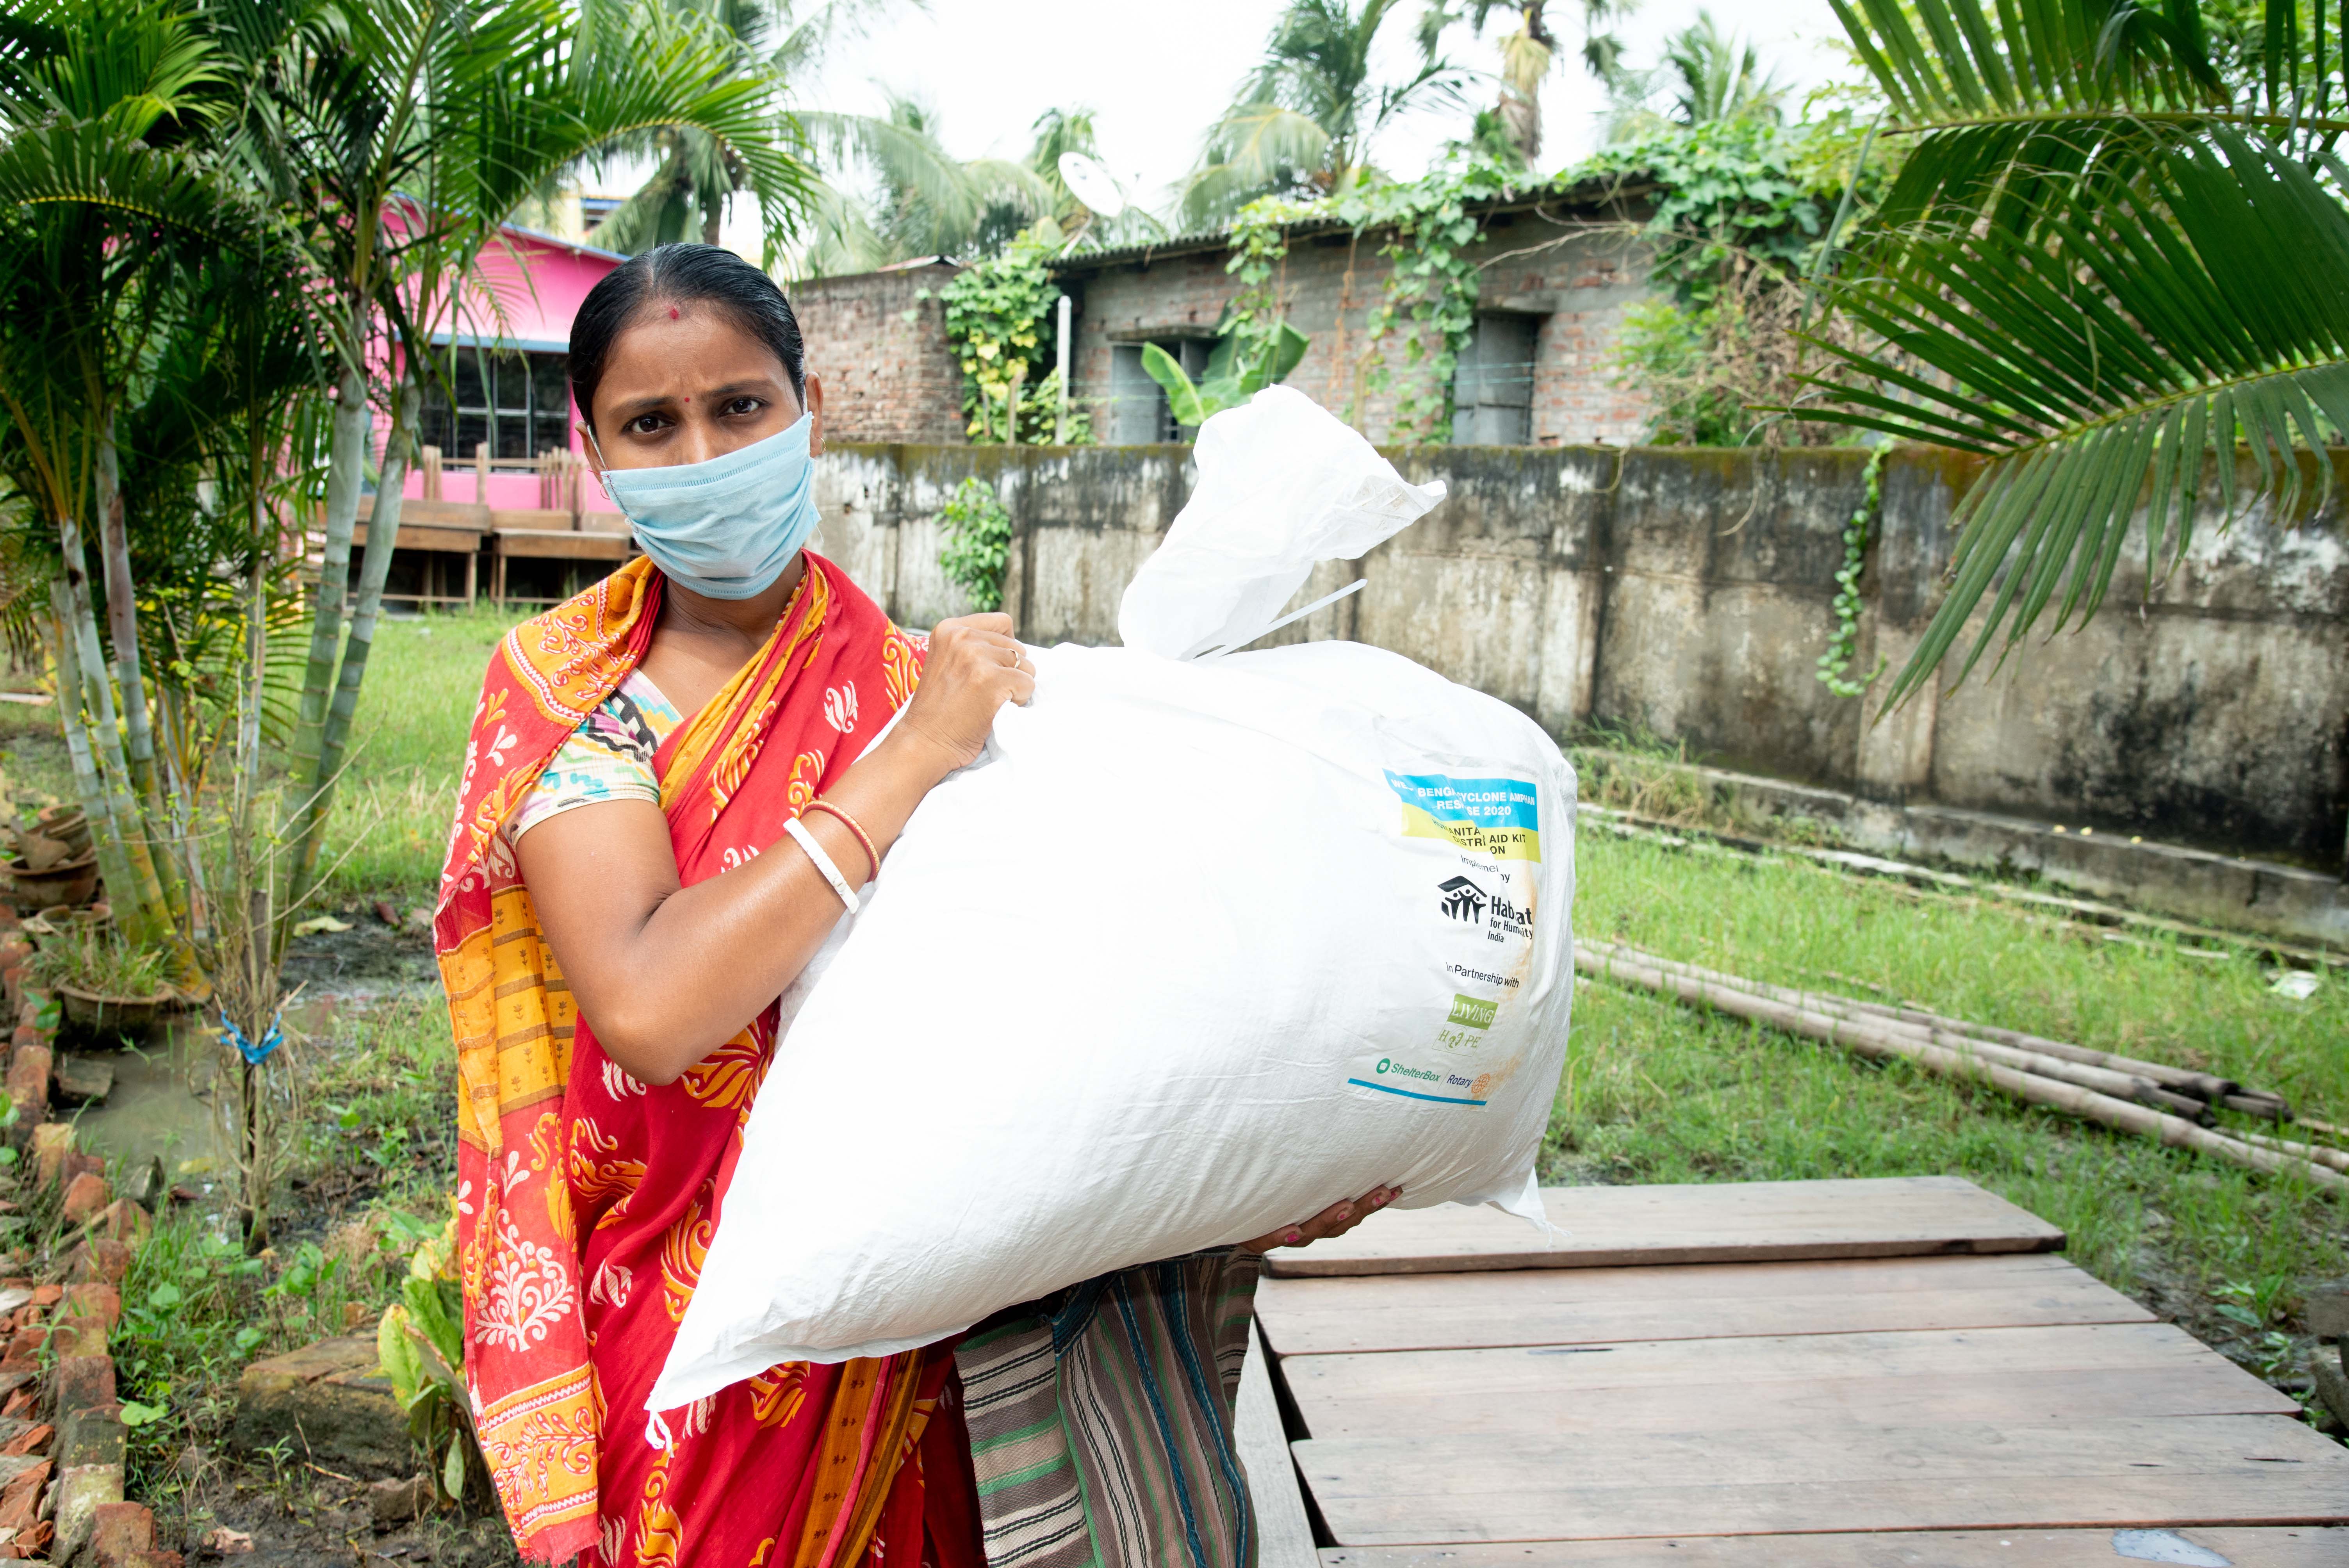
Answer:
[1059,214,1658,446]
[788,262,969,445]
[788,212,1661,448]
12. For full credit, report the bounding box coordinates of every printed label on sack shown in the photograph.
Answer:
[1384,772,1541,862]
[1346,773,1544,1110]
[1350,1053,1497,1106]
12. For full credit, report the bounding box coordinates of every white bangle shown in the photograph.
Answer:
[783,816,861,915]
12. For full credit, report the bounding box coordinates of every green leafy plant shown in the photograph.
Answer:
[378,1214,483,1507]
[112,1217,270,1491]
[1816,443,1890,698]
[938,227,1072,445]
[26,927,171,998]
[936,478,1015,613]
[1140,321,1312,427]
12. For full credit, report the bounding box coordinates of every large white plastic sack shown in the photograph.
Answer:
[650,390,1575,1410]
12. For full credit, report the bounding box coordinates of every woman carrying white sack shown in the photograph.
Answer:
[438,242,1393,1568]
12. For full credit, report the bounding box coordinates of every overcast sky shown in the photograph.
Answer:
[645,0,1860,256]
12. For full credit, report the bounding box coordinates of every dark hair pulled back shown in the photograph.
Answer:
[567,243,807,433]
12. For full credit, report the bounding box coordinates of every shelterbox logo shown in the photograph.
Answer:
[1446,994,1497,1030]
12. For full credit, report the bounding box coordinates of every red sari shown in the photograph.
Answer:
[437,554,982,1567]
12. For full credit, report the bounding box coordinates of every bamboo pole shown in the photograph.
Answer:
[43,588,138,919]
[289,378,418,900]
[292,358,370,787]
[1575,947,2344,1190]
[54,523,170,943]
[1581,942,2216,1119]
[94,421,159,806]
[2236,1126,2349,1175]
[1827,994,2238,1102]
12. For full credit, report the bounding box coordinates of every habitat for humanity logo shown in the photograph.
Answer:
[1437,875,1488,921]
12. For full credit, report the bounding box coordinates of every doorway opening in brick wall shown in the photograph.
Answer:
[1452,312,1542,445]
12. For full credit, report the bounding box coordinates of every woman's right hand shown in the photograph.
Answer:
[895,612,1034,777]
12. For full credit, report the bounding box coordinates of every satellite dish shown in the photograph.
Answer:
[1057,152,1127,219]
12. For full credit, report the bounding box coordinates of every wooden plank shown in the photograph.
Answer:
[489,507,574,530]
[1283,1323,2297,1439]
[1266,1178,2062,1278]
[1240,1321,1318,1568]
[1294,1415,2349,1545]
[353,520,485,553]
[494,528,634,561]
[1257,1253,2148,1356]
[356,495,490,528]
[1319,1526,2349,1566]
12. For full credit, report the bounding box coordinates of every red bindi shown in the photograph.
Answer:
[669,306,679,319]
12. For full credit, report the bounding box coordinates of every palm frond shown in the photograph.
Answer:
[798,104,1030,257]
[1809,0,2349,706]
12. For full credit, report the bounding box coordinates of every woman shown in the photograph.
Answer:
[438,244,1392,1568]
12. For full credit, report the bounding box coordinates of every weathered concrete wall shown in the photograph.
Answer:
[810,443,2349,871]
[788,261,968,444]
[1058,220,1657,447]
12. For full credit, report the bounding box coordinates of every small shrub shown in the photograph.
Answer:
[26,927,170,997]
[937,478,1014,614]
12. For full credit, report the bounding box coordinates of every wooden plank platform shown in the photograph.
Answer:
[1258,1252,2150,1356]
[1296,1415,2349,1544]
[1259,1179,2349,1558]
[1284,1324,2297,1438]
[1321,1526,2349,1566]
[1265,1177,2062,1277]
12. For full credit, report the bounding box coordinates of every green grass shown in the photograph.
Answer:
[1563,823,2346,1393]
[0,606,522,907]
[317,605,527,904]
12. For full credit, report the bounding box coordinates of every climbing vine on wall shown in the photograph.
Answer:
[938,228,1066,445]
[1816,442,1890,698]
[937,476,1014,611]
[1333,162,1522,444]
[1223,197,1310,356]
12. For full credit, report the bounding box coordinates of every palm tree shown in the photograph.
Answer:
[1418,1,1636,166]
[1661,12,1783,125]
[215,0,810,896]
[1603,11,1785,144]
[1182,0,1472,228]
[583,0,874,250]
[0,0,258,951]
[583,0,1035,262]
[791,91,1050,274]
[1802,0,2349,722]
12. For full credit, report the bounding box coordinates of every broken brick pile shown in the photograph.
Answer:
[0,912,178,1567]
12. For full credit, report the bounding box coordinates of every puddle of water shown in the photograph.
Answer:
[66,1017,235,1177]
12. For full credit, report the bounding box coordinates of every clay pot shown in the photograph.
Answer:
[56,984,171,1036]
[32,806,90,859]
[9,851,97,911]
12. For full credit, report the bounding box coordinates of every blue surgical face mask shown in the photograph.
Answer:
[588,413,820,600]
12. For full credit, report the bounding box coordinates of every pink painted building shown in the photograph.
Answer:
[399,223,626,511]
[359,220,636,607]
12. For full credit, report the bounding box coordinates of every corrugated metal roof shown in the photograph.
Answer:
[497,221,630,264]
[1047,174,1656,274]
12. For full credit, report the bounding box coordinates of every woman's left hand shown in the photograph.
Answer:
[1244,1185,1401,1254]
